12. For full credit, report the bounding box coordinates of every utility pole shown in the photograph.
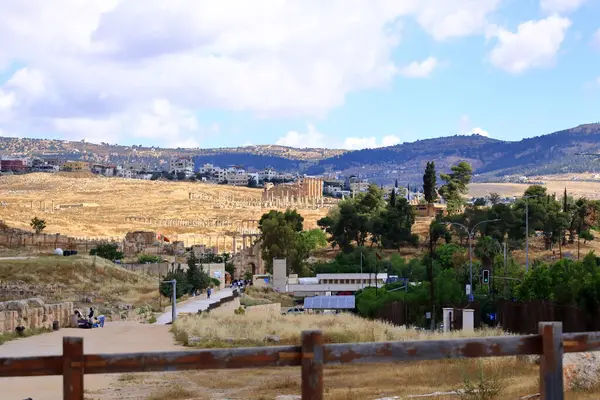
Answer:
[515,194,538,273]
[428,226,434,329]
[445,219,500,303]
[360,252,364,289]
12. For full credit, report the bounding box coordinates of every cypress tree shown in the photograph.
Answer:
[423,161,438,204]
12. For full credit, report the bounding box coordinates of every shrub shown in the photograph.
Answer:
[90,243,124,261]
[138,254,162,263]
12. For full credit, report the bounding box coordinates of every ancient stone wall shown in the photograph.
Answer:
[0,298,73,333]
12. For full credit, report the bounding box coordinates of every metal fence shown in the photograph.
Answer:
[0,322,589,399]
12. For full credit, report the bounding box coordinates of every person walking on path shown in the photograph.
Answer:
[207,287,212,299]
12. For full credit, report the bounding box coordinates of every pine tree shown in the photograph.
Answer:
[563,187,568,212]
[395,179,398,188]
[423,161,438,204]
[389,188,396,207]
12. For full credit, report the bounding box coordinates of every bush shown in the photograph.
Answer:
[90,243,124,261]
[210,278,221,288]
[138,254,162,263]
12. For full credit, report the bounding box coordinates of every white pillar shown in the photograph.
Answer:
[442,308,453,333]
[462,309,475,332]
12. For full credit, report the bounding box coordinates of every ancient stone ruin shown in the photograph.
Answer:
[261,177,324,209]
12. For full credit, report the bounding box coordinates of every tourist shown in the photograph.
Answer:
[207,287,212,299]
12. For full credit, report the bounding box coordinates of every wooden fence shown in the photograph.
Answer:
[0,322,592,399]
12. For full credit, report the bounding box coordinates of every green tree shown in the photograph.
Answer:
[138,254,162,263]
[89,243,124,260]
[389,188,396,207]
[489,192,501,205]
[318,185,385,252]
[259,209,305,274]
[160,266,188,300]
[30,217,46,234]
[474,236,500,270]
[186,252,211,293]
[423,161,438,204]
[438,162,472,214]
[375,198,418,249]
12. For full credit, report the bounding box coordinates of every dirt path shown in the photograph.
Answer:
[0,321,184,400]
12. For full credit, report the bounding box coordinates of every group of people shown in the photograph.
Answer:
[230,279,251,289]
[74,307,105,329]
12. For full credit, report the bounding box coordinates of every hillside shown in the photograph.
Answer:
[306,123,600,184]
[0,137,345,171]
[4,123,600,182]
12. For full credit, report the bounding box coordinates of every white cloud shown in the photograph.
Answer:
[276,124,400,150]
[458,114,490,137]
[488,16,571,74]
[415,0,502,41]
[471,127,490,137]
[399,57,438,78]
[0,1,503,144]
[593,29,600,50]
[540,0,587,14]
[276,124,327,148]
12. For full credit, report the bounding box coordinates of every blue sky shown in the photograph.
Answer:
[0,0,599,150]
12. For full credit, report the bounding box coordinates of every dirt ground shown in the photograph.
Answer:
[0,173,329,249]
[0,322,184,400]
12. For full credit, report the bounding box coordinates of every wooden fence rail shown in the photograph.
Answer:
[0,322,595,399]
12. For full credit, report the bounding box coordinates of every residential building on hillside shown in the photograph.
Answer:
[0,159,27,172]
[91,164,115,176]
[225,166,249,186]
[169,157,194,177]
[123,161,150,172]
[62,161,90,172]
[259,168,278,181]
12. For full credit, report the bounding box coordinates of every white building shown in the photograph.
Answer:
[225,167,249,186]
[169,157,195,177]
[259,168,278,181]
[276,264,388,297]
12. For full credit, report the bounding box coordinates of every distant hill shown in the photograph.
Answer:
[306,123,600,184]
[3,123,600,181]
[0,137,344,172]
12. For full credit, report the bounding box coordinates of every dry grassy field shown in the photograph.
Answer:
[0,173,329,248]
[0,255,158,306]
[470,180,600,199]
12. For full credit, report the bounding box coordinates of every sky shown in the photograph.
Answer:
[0,0,599,150]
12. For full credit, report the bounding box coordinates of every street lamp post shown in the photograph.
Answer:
[445,219,500,302]
[163,279,177,323]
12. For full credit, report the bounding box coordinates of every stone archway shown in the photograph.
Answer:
[247,262,257,275]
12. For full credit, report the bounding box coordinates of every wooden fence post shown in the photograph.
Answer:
[539,322,564,400]
[63,337,84,400]
[301,330,324,400]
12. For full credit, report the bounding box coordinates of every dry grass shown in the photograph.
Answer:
[240,286,295,307]
[469,180,600,200]
[0,173,329,248]
[172,312,506,348]
[0,255,158,305]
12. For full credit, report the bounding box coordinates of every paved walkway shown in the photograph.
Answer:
[0,322,183,400]
[154,287,235,324]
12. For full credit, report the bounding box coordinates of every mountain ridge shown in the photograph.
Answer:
[2,123,600,182]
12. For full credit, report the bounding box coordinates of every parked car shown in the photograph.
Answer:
[283,306,304,315]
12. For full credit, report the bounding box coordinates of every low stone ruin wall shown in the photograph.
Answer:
[0,298,73,333]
